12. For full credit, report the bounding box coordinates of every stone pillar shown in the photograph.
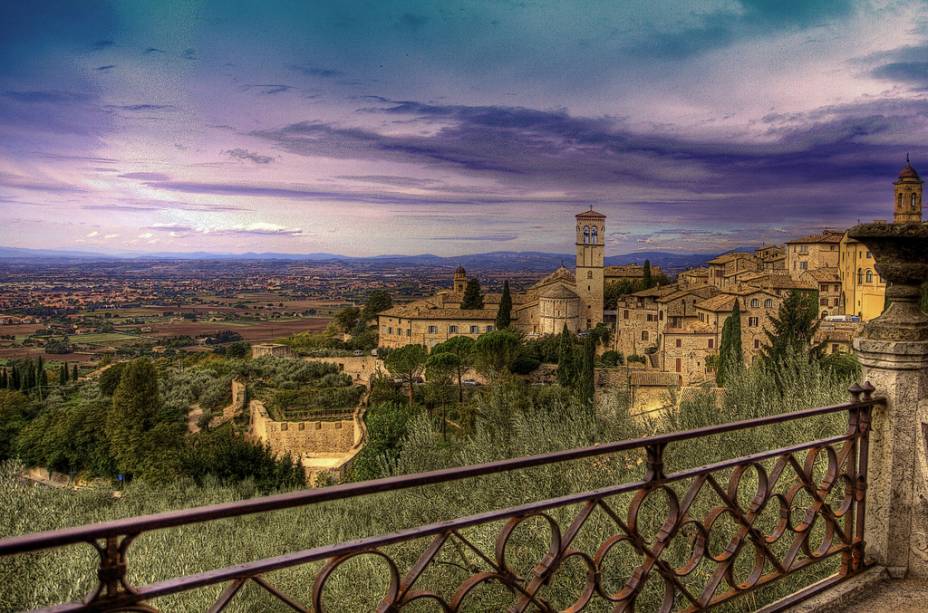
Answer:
[854,290,928,577]
[849,225,928,579]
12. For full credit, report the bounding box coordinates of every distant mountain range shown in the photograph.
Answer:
[0,246,748,272]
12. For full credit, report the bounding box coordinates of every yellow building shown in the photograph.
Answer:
[839,234,885,321]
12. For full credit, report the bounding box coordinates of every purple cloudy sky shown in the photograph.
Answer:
[1,1,927,256]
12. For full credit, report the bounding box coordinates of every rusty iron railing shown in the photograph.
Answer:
[0,383,878,612]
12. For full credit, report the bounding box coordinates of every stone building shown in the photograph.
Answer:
[800,267,842,318]
[378,209,608,349]
[707,252,760,289]
[604,263,664,285]
[785,230,843,279]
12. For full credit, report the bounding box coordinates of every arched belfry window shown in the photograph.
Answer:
[898,193,904,208]
[912,193,918,209]
[591,226,598,244]
[583,226,590,244]
[866,269,873,283]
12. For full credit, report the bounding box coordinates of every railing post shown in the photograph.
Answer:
[852,283,928,579]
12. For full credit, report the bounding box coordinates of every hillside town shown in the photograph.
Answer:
[379,159,923,386]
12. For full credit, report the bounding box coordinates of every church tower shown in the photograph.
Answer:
[453,266,467,294]
[893,155,923,224]
[575,209,606,329]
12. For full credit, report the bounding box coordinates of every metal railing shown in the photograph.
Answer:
[0,383,878,612]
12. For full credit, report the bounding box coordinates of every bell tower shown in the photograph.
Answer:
[453,266,467,294]
[893,154,923,224]
[575,208,606,329]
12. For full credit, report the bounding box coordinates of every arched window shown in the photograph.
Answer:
[857,268,863,285]
[641,331,648,341]
[764,298,773,308]
[583,226,590,244]
[591,226,598,244]
[912,193,918,210]
[750,298,759,308]
[898,193,904,208]
[866,269,873,283]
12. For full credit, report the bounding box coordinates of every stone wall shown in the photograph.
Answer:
[249,400,358,458]
[304,355,381,385]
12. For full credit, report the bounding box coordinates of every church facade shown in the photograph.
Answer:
[378,209,611,349]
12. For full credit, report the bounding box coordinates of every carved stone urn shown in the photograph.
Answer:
[847,222,928,341]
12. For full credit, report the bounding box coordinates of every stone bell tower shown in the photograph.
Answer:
[575,208,606,329]
[893,155,923,224]
[453,266,467,294]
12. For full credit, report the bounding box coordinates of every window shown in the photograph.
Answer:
[866,269,873,283]
[675,358,681,373]
[750,298,759,308]
[591,227,598,244]
[754,339,760,349]
[428,325,437,334]
[764,299,773,308]
[674,338,682,348]
[857,268,863,284]
[799,261,808,270]
[898,193,904,208]
[912,193,918,209]
[708,338,714,349]
[641,331,649,341]
[623,310,629,320]
[485,325,494,332]
[449,325,458,333]
[820,298,828,306]
[583,225,590,244]
[387,326,393,334]
[866,251,872,259]
[834,298,840,307]
[748,316,759,327]
[587,270,592,279]
[470,325,479,334]
[832,344,839,353]
[659,311,664,320]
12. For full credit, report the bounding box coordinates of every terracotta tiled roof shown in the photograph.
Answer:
[801,267,841,283]
[575,208,607,219]
[786,231,844,245]
[708,252,757,265]
[530,266,576,289]
[695,294,737,312]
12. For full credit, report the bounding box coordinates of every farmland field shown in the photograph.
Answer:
[146,317,330,343]
[70,332,141,346]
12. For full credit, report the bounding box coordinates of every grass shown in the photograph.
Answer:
[69,333,141,345]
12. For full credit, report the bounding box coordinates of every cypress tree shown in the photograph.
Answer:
[579,334,596,408]
[59,363,68,386]
[717,300,743,386]
[761,290,823,364]
[557,324,577,387]
[107,358,162,479]
[460,278,484,310]
[0,368,6,388]
[11,366,20,390]
[38,368,48,399]
[72,364,79,381]
[496,280,512,329]
[643,260,653,288]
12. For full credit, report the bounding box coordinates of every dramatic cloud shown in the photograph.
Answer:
[1,1,927,256]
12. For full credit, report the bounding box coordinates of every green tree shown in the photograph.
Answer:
[425,352,459,436]
[58,363,68,386]
[578,335,596,408]
[643,260,653,288]
[99,363,126,396]
[473,329,521,377]
[600,350,623,367]
[430,336,475,402]
[334,306,361,333]
[557,324,578,388]
[717,300,743,386]
[761,290,823,364]
[0,390,31,460]
[362,290,393,321]
[106,359,181,481]
[461,278,484,310]
[350,401,414,480]
[72,364,79,381]
[496,280,512,329]
[384,344,427,406]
